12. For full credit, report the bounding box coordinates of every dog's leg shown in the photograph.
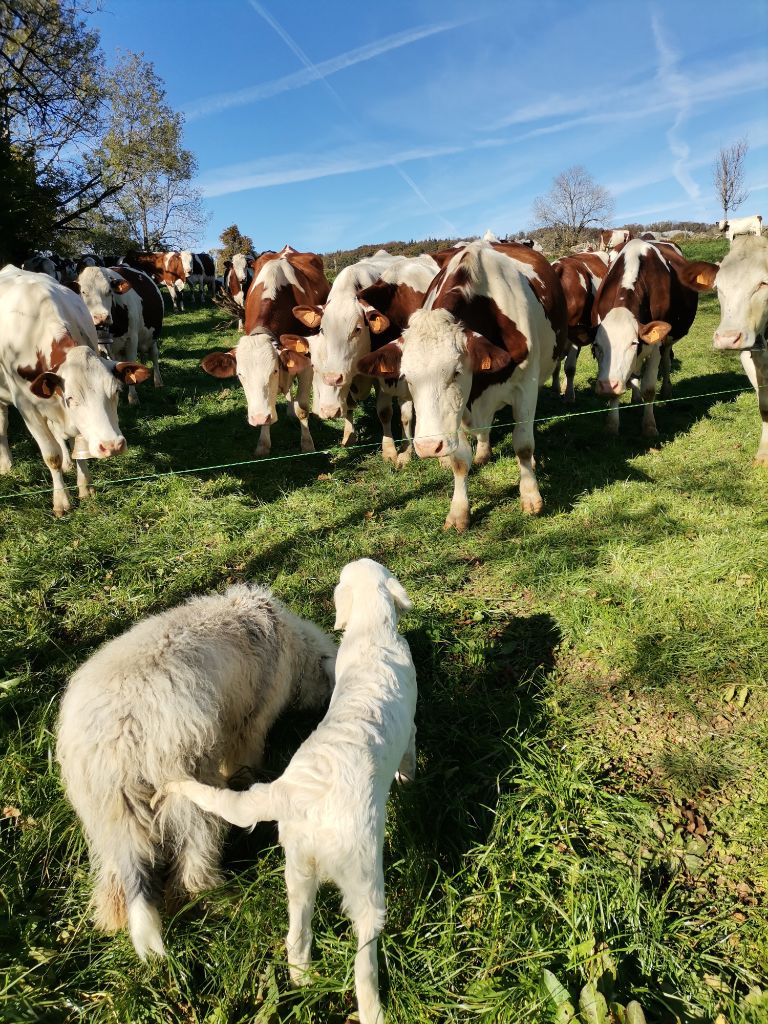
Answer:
[344,856,386,1024]
[396,725,416,783]
[284,850,319,986]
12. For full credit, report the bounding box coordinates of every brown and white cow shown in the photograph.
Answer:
[349,254,441,465]
[121,252,188,312]
[224,253,255,329]
[599,229,632,252]
[590,239,718,436]
[358,241,568,530]
[678,234,768,463]
[551,250,610,402]
[73,266,164,404]
[180,252,216,305]
[201,245,330,456]
[0,266,150,515]
[292,250,405,447]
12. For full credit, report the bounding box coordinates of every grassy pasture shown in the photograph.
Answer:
[1,242,767,1023]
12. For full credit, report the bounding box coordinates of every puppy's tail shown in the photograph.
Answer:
[162,779,284,830]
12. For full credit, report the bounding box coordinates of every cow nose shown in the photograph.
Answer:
[94,315,111,328]
[97,437,126,456]
[415,438,444,458]
[596,379,624,396]
[249,412,272,426]
[322,373,344,387]
[713,330,743,350]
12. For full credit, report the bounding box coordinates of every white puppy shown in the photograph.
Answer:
[159,559,416,1024]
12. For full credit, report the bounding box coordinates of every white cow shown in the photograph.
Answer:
[292,250,404,446]
[358,241,569,530]
[75,266,164,405]
[0,266,149,515]
[680,235,768,462]
[718,215,763,242]
[180,251,204,305]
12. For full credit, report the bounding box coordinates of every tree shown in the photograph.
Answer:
[0,0,119,262]
[94,51,207,251]
[532,165,614,250]
[713,138,749,220]
[217,224,255,272]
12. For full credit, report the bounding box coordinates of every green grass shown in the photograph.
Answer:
[1,261,767,1022]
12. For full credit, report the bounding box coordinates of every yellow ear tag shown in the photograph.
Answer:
[480,356,492,370]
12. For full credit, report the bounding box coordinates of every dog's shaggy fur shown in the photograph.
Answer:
[56,584,336,959]
[159,559,416,1024]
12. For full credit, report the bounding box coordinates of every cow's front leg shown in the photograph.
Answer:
[75,458,95,498]
[397,395,414,468]
[0,401,12,473]
[605,398,620,434]
[659,344,673,399]
[294,369,315,453]
[511,387,543,514]
[473,428,492,466]
[742,350,768,464]
[256,423,272,457]
[376,386,397,464]
[341,393,357,447]
[24,411,72,516]
[151,341,164,388]
[563,345,580,404]
[444,433,472,532]
[640,346,661,438]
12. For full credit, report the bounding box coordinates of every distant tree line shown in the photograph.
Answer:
[0,0,206,265]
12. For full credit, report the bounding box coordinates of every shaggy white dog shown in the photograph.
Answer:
[158,559,416,1024]
[56,584,336,959]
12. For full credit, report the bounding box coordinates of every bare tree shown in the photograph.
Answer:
[713,138,749,220]
[532,165,614,250]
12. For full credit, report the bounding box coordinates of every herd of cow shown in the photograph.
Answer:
[1,221,766,527]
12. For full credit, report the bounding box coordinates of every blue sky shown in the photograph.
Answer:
[90,0,768,253]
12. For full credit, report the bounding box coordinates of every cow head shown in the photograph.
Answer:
[201,331,311,427]
[362,308,512,458]
[28,343,149,456]
[695,237,768,351]
[75,266,132,332]
[592,307,672,396]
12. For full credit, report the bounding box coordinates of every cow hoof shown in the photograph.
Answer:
[79,486,96,499]
[521,494,544,515]
[381,445,398,465]
[473,450,491,467]
[642,426,659,439]
[444,510,469,532]
[754,454,768,467]
[0,460,12,475]
[563,394,576,405]
[396,449,412,469]
[255,445,271,458]
[128,394,140,407]
[604,423,620,436]
[300,439,315,453]
[53,504,70,518]
[341,432,358,448]
[154,381,164,389]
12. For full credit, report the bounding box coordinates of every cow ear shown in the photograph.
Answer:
[279,333,311,354]
[66,281,81,294]
[637,321,672,345]
[432,249,458,269]
[677,260,718,292]
[333,582,353,630]
[111,277,132,294]
[278,349,311,374]
[200,351,237,377]
[293,304,323,329]
[113,362,151,384]
[357,342,402,379]
[29,372,64,398]
[466,333,513,373]
[361,305,390,335]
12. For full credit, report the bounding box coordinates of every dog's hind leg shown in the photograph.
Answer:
[342,854,386,1024]
[284,849,319,986]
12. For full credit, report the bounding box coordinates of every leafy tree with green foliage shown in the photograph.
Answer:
[0,0,119,262]
[94,51,207,251]
[216,224,255,273]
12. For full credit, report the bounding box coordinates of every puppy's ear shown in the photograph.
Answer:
[386,575,413,613]
[333,582,353,630]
